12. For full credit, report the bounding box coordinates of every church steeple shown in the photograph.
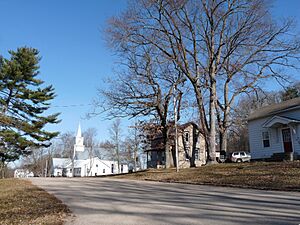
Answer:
[76,123,82,137]
[74,123,84,152]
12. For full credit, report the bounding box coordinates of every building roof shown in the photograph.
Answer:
[52,158,71,169]
[262,115,300,128]
[75,150,89,160]
[248,97,300,121]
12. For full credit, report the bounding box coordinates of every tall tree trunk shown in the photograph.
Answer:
[0,161,5,179]
[209,77,217,162]
[219,130,227,152]
[162,126,173,168]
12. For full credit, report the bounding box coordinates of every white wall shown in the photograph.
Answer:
[78,158,129,177]
[249,109,300,159]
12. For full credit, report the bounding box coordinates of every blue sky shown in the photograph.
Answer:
[0,0,128,140]
[0,0,299,141]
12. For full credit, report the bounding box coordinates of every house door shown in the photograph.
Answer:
[282,128,293,153]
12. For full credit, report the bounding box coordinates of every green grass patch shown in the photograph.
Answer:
[0,179,70,225]
[116,161,300,191]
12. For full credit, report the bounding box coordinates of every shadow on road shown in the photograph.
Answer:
[31,178,300,225]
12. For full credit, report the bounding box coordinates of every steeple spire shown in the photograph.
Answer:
[74,123,84,152]
[76,123,82,137]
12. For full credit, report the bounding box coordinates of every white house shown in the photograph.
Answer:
[14,169,34,178]
[51,158,71,177]
[51,124,128,177]
[63,157,128,177]
[248,97,300,161]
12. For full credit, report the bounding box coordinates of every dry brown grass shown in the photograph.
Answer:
[116,161,300,191]
[0,179,70,225]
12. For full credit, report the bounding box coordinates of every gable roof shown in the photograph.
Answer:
[75,150,89,160]
[52,158,71,168]
[248,97,300,121]
[262,115,300,128]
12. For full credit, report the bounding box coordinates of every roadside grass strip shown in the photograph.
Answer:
[115,161,300,191]
[0,179,70,225]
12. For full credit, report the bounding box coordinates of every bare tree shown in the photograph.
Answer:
[125,121,144,171]
[110,119,122,173]
[99,140,115,160]
[106,0,300,162]
[92,44,185,167]
[83,128,98,176]
[21,147,47,177]
[60,132,75,158]
[228,90,280,152]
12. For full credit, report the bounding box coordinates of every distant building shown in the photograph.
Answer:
[145,122,207,169]
[51,124,128,177]
[14,169,34,178]
[248,97,300,160]
[51,158,71,177]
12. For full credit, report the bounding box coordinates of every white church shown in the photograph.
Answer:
[51,124,128,177]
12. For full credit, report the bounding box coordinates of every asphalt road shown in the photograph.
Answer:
[30,177,300,225]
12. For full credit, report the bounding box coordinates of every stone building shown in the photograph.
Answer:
[145,122,206,169]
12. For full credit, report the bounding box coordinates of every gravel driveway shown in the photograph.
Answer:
[30,177,300,225]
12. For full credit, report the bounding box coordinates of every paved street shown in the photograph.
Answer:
[31,178,300,225]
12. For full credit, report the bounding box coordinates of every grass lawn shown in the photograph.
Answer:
[0,179,70,225]
[116,161,300,191]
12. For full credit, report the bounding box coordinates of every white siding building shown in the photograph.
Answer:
[14,169,34,178]
[63,157,128,177]
[248,97,300,160]
[51,124,128,177]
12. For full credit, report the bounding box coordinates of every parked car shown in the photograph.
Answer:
[231,151,251,163]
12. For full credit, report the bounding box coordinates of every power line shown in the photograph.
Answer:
[51,103,93,108]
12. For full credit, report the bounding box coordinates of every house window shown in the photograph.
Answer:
[262,131,270,147]
[195,148,199,160]
[185,132,189,142]
[121,165,123,173]
[111,164,114,173]
[103,169,105,174]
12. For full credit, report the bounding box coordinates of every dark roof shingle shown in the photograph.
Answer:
[248,97,300,121]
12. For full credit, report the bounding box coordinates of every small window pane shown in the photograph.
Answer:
[195,148,199,160]
[263,140,270,147]
[185,132,189,142]
[262,131,270,148]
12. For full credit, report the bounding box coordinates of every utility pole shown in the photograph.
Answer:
[45,159,48,177]
[72,145,75,177]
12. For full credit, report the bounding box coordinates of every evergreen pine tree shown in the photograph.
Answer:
[0,47,60,163]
